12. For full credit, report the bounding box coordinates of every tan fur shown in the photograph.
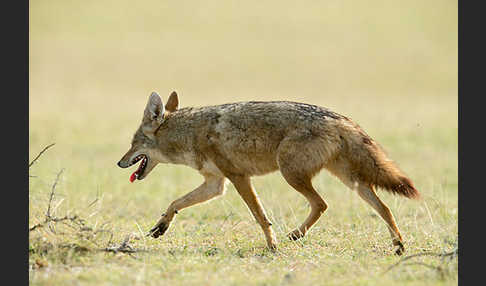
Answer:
[118,91,420,255]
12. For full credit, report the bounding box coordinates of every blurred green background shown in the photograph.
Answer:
[29,1,457,285]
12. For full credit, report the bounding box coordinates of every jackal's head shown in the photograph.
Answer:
[117,91,179,182]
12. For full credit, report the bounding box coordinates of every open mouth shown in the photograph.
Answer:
[129,154,148,182]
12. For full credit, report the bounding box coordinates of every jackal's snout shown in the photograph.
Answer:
[117,151,134,168]
[117,159,129,168]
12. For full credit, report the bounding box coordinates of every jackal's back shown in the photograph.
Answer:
[165,101,348,176]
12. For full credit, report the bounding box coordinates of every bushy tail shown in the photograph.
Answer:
[362,142,420,199]
[340,124,420,199]
[369,153,420,199]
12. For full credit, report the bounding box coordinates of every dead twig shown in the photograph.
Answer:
[30,168,68,232]
[86,196,99,209]
[29,214,82,232]
[101,234,147,256]
[382,248,458,275]
[46,168,64,218]
[29,149,119,255]
[218,211,234,230]
[28,168,89,235]
[29,143,55,168]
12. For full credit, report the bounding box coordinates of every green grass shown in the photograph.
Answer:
[29,0,457,285]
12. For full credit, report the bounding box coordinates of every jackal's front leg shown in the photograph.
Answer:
[149,175,226,238]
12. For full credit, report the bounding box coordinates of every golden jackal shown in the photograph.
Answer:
[118,91,419,255]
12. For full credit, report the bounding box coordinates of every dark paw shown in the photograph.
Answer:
[287,230,305,241]
[149,222,168,238]
[394,240,405,256]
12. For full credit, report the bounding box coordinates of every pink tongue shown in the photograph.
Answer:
[129,172,137,183]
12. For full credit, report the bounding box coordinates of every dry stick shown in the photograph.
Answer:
[401,262,446,279]
[101,234,147,255]
[46,168,64,218]
[86,194,99,209]
[29,215,80,232]
[29,168,78,232]
[382,248,458,275]
[218,211,234,230]
[29,143,55,168]
[110,234,134,253]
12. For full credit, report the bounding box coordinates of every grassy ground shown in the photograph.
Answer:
[29,0,457,285]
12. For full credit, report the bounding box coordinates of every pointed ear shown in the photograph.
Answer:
[143,91,165,124]
[164,91,179,112]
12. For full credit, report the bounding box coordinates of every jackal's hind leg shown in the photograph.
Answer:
[149,175,226,238]
[355,184,405,255]
[228,175,277,250]
[279,170,328,241]
[276,138,329,240]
